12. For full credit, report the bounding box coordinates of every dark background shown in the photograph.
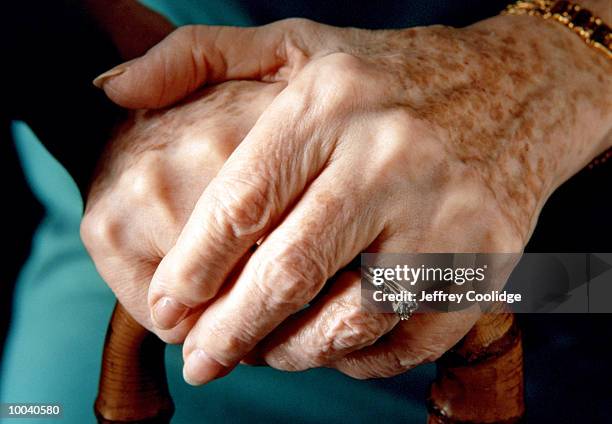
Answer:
[1,1,611,422]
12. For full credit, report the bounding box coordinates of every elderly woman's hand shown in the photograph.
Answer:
[81,81,283,343]
[93,9,611,384]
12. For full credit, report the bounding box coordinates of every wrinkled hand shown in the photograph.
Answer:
[93,14,611,384]
[82,81,283,343]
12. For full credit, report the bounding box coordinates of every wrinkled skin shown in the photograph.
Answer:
[83,81,284,342]
[84,11,612,385]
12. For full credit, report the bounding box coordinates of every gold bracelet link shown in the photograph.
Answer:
[503,1,612,169]
[503,0,612,59]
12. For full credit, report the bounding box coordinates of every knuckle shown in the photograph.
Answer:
[153,267,191,298]
[416,168,526,253]
[325,308,392,353]
[80,209,123,254]
[118,154,175,209]
[378,109,418,145]
[170,25,198,44]
[373,112,444,180]
[152,255,219,305]
[205,321,256,365]
[400,345,443,370]
[320,52,363,74]
[310,53,364,104]
[486,206,525,253]
[277,17,315,31]
[463,190,525,253]
[338,351,407,380]
[211,175,273,240]
[377,350,414,377]
[479,217,524,253]
[126,161,162,202]
[254,241,327,310]
[266,350,304,372]
[79,212,96,249]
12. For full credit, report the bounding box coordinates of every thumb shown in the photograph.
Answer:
[93,24,290,109]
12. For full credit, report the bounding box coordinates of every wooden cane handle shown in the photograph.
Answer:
[428,308,525,423]
[95,302,174,423]
[95,303,523,423]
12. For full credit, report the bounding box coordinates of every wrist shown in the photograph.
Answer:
[474,12,611,188]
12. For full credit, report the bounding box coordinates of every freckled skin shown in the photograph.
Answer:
[84,9,611,381]
[333,14,611,239]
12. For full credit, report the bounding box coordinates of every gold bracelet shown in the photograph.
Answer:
[502,1,612,60]
[504,1,611,170]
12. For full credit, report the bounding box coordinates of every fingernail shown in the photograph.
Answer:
[152,296,189,329]
[93,65,128,88]
[183,349,226,386]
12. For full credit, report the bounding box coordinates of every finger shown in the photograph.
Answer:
[89,80,284,344]
[81,195,198,344]
[327,230,484,379]
[327,240,520,379]
[87,252,200,344]
[146,79,343,331]
[252,270,399,371]
[332,310,480,379]
[94,21,299,108]
[180,164,384,385]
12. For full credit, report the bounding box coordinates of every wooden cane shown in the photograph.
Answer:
[94,302,174,423]
[95,302,524,423]
[427,306,525,423]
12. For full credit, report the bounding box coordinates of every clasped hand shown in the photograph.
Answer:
[82,16,611,385]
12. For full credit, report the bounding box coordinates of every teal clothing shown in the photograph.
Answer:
[0,2,433,423]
